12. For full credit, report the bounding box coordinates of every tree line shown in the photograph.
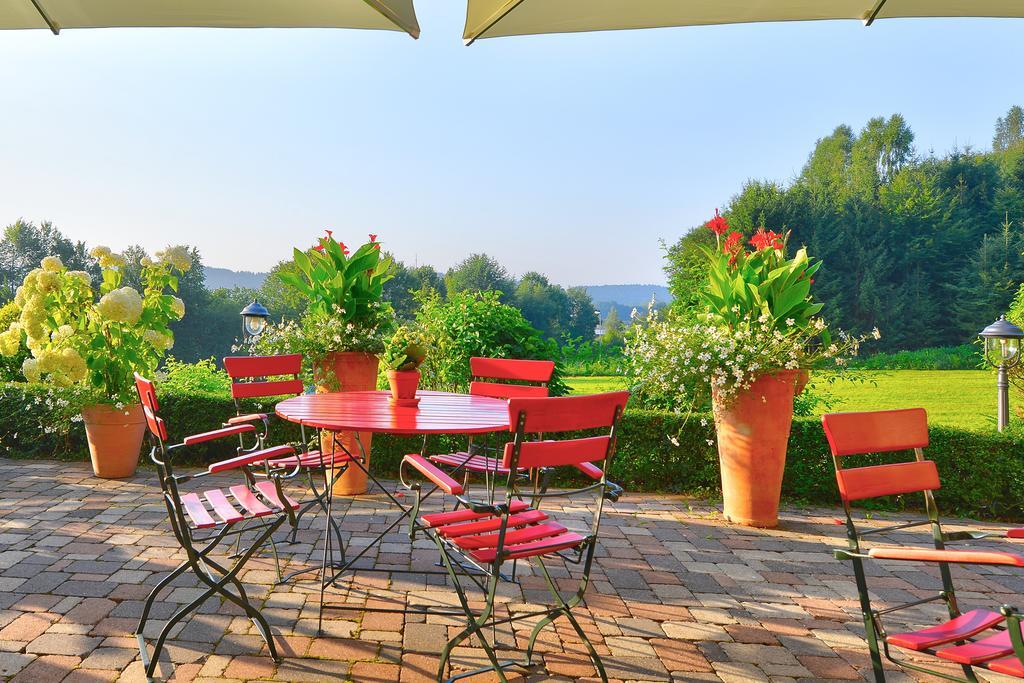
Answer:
[665,106,1024,351]
[0,224,603,363]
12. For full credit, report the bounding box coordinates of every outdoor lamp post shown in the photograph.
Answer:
[240,300,269,341]
[979,315,1024,432]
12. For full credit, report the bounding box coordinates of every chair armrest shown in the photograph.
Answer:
[574,461,604,481]
[402,454,464,495]
[208,445,294,474]
[182,423,256,446]
[944,530,1011,542]
[226,413,268,426]
[867,547,1024,567]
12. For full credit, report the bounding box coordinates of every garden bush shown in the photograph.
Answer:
[412,291,568,395]
[3,381,1022,520]
[558,339,623,376]
[850,345,982,370]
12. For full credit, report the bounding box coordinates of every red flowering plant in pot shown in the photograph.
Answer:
[627,210,877,527]
[248,230,395,495]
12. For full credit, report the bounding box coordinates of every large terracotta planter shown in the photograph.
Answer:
[81,403,146,479]
[314,351,379,496]
[712,369,803,528]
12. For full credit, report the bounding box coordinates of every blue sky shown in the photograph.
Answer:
[0,6,1021,286]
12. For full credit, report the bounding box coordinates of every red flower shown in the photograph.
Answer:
[338,242,350,256]
[722,231,743,254]
[314,229,333,252]
[368,233,377,242]
[705,208,729,236]
[750,227,783,251]
[722,231,743,267]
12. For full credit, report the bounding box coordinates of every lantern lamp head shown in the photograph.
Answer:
[240,300,270,338]
[979,315,1024,368]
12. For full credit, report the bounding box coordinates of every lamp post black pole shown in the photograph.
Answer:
[998,362,1010,432]
[979,315,1024,434]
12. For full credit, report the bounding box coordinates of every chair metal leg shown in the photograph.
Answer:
[139,518,284,679]
[531,557,606,681]
[137,525,232,639]
[434,537,515,683]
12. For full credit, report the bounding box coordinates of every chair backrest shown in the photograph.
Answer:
[223,354,304,400]
[135,373,168,442]
[821,409,940,503]
[503,391,630,471]
[469,357,554,400]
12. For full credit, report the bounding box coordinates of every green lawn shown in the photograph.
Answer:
[567,370,995,431]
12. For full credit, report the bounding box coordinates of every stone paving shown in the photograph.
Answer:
[1,458,1024,682]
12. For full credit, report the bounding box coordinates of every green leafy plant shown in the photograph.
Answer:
[412,290,567,395]
[0,246,190,407]
[253,231,398,367]
[381,327,428,372]
[157,357,231,395]
[702,215,824,334]
[278,230,396,327]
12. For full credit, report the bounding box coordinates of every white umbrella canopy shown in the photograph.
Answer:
[464,0,1024,43]
[1,0,419,37]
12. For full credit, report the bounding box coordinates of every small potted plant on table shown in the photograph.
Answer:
[0,247,190,478]
[381,329,427,406]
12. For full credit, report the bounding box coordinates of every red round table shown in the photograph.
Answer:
[273,390,511,601]
[275,390,510,435]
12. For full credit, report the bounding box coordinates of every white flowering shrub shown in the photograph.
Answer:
[626,211,877,414]
[0,246,191,408]
[242,303,395,384]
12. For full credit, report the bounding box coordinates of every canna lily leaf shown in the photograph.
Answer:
[772,278,811,320]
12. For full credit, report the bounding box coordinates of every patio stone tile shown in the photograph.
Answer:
[9,654,80,683]
[3,458,1024,682]
[0,612,57,642]
[0,651,35,677]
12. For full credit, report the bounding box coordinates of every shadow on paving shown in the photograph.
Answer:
[0,458,1022,682]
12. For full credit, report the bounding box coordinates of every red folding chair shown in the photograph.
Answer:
[133,374,299,679]
[429,357,555,496]
[823,408,1024,682]
[223,354,355,578]
[401,391,629,682]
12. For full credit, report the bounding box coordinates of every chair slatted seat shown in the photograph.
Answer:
[401,390,629,683]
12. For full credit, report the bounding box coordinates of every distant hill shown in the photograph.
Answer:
[585,284,671,320]
[200,269,668,321]
[204,267,267,291]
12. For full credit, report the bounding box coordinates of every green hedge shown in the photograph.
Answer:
[2,382,1022,520]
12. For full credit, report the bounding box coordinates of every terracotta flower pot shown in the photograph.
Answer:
[81,403,147,479]
[387,369,420,403]
[314,351,380,496]
[712,369,802,528]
